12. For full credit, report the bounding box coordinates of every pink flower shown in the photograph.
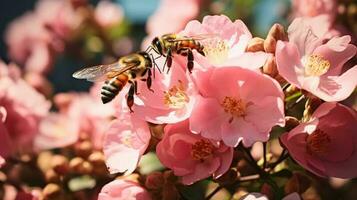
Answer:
[98,179,151,200]
[190,67,285,147]
[276,18,357,102]
[94,1,124,28]
[5,13,55,75]
[291,0,337,21]
[34,113,79,150]
[142,0,200,49]
[35,0,83,40]
[181,15,268,69]
[103,113,151,175]
[0,62,50,150]
[156,120,233,185]
[134,59,197,124]
[0,156,4,168]
[66,92,115,149]
[280,102,357,178]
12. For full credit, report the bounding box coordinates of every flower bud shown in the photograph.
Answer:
[264,36,276,54]
[267,23,288,42]
[69,157,84,172]
[51,155,69,175]
[37,151,54,172]
[145,172,164,189]
[42,183,63,200]
[74,140,93,159]
[284,172,311,195]
[246,37,265,52]
[88,151,105,166]
[262,55,285,84]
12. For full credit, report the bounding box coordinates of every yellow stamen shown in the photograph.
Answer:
[203,38,229,65]
[163,80,189,109]
[303,54,330,76]
[191,139,215,162]
[221,96,247,119]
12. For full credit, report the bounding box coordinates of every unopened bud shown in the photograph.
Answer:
[267,23,288,42]
[51,155,69,175]
[285,172,311,195]
[88,151,105,166]
[145,172,164,189]
[69,157,84,172]
[37,151,54,172]
[264,36,277,54]
[43,183,63,200]
[216,168,238,185]
[74,140,93,158]
[263,55,285,84]
[246,37,265,52]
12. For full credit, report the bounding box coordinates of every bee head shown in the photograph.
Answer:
[152,37,163,54]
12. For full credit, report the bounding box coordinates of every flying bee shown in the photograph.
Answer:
[72,52,158,112]
[149,33,219,73]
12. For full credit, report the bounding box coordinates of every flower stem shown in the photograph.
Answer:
[263,142,267,170]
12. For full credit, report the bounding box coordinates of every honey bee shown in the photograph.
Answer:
[72,52,157,112]
[149,33,215,73]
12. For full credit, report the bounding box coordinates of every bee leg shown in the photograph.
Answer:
[187,49,194,73]
[163,48,172,73]
[127,83,135,113]
[134,80,140,95]
[147,69,154,93]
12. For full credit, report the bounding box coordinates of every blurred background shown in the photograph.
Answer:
[0,0,291,94]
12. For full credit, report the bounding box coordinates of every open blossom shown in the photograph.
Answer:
[98,179,151,200]
[291,0,337,20]
[190,67,285,147]
[34,113,79,150]
[94,0,124,28]
[281,102,357,178]
[103,113,151,175]
[0,62,50,150]
[181,15,268,69]
[156,120,233,185]
[35,0,84,40]
[5,13,55,75]
[276,18,357,102]
[134,59,197,124]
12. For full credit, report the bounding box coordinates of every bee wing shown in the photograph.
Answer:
[72,62,138,82]
[171,33,220,42]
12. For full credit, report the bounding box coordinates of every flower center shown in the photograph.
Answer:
[203,38,229,65]
[221,96,246,121]
[191,139,215,162]
[120,130,133,148]
[303,54,330,76]
[163,80,189,109]
[306,129,331,157]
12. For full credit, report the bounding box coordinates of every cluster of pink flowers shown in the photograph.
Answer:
[98,13,357,199]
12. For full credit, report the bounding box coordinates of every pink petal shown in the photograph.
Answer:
[315,65,357,101]
[276,41,305,87]
[189,97,227,140]
[181,157,220,185]
[213,147,233,178]
[219,52,269,70]
[313,36,357,76]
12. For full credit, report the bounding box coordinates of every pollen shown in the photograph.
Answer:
[120,130,133,148]
[163,80,189,109]
[191,139,215,162]
[203,38,229,65]
[303,54,330,76]
[306,129,331,157]
[221,96,247,119]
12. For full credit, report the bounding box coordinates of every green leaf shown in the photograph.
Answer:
[138,152,164,175]
[68,175,96,192]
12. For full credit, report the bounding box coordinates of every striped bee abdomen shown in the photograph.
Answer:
[101,74,128,104]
